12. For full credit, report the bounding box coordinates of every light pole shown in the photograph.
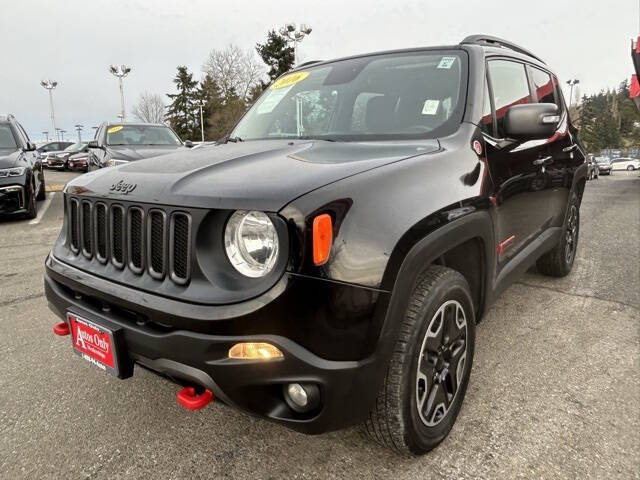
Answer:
[40,79,58,138]
[117,114,124,123]
[566,79,580,108]
[109,64,132,122]
[75,124,83,142]
[42,131,49,142]
[55,128,62,141]
[59,129,66,141]
[196,100,205,142]
[279,23,312,66]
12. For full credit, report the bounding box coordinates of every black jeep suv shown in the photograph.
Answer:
[0,114,46,218]
[45,35,586,454]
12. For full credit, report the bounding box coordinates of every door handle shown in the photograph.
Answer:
[562,144,578,153]
[533,156,553,166]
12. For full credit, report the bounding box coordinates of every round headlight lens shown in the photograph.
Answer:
[224,210,279,278]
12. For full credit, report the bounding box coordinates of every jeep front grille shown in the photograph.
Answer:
[67,197,192,285]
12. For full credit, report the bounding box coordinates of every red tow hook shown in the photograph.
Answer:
[177,386,214,410]
[53,322,70,336]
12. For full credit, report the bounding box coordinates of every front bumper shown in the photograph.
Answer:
[44,254,388,434]
[0,184,26,214]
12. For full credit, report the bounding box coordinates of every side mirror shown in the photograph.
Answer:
[88,140,100,149]
[184,140,194,148]
[25,141,37,151]
[504,103,560,140]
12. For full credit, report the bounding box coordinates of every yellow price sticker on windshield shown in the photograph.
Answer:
[107,125,123,133]
[271,71,309,89]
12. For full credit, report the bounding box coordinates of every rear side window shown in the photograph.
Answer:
[487,60,532,138]
[529,67,556,105]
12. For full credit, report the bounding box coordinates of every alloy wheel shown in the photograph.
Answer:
[565,205,578,264]
[416,300,468,426]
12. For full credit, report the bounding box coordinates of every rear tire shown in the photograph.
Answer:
[536,193,579,277]
[627,165,634,171]
[363,265,475,455]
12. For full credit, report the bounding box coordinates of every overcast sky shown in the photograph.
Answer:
[1,0,636,141]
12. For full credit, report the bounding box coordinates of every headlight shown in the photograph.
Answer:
[224,210,279,278]
[107,158,129,167]
[0,167,26,177]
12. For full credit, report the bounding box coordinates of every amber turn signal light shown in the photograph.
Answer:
[312,214,333,265]
[228,342,284,360]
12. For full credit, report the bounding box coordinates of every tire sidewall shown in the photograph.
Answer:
[402,272,476,452]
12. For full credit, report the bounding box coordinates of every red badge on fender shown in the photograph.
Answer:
[472,140,483,156]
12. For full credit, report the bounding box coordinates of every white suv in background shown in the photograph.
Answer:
[611,157,640,171]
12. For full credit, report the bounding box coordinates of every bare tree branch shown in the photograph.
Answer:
[132,92,166,123]
[202,44,265,102]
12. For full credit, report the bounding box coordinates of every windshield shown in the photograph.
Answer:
[106,125,182,146]
[64,142,88,152]
[232,51,467,141]
[0,124,17,149]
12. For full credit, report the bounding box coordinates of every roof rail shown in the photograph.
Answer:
[296,60,323,68]
[460,35,546,64]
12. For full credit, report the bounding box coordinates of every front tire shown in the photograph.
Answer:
[364,265,475,455]
[36,172,46,200]
[25,181,38,219]
[627,165,634,171]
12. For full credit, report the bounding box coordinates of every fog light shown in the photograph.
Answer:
[287,383,308,407]
[228,342,283,360]
[283,382,320,413]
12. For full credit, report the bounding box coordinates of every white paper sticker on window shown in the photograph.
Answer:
[421,99,440,115]
[437,56,456,69]
[256,86,293,114]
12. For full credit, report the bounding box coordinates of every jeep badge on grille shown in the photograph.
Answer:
[110,180,137,194]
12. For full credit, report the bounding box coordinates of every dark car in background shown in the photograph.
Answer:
[87,122,189,170]
[67,151,89,172]
[595,156,612,175]
[46,36,587,454]
[0,114,46,218]
[44,141,89,169]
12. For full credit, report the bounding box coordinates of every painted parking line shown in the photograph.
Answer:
[28,192,55,225]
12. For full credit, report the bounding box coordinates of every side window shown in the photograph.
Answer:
[480,79,494,136]
[487,60,532,138]
[529,67,556,105]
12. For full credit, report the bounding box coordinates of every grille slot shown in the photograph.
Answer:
[170,212,191,284]
[95,203,108,263]
[110,205,125,268]
[128,207,144,274]
[69,198,79,253]
[81,201,92,258]
[147,210,166,279]
[67,197,192,285]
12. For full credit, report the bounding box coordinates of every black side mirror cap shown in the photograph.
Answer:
[184,140,194,148]
[504,103,560,141]
[87,140,100,148]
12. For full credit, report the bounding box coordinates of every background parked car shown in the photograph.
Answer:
[0,114,45,219]
[88,122,190,169]
[37,141,73,154]
[611,157,640,171]
[595,156,613,175]
[44,141,89,169]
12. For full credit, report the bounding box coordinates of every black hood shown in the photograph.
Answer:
[107,144,187,161]
[0,148,21,169]
[67,139,440,211]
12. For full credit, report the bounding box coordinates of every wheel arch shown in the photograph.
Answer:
[367,209,494,358]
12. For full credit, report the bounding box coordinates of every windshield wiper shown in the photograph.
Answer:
[226,136,243,143]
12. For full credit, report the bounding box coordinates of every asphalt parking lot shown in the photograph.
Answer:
[0,170,638,479]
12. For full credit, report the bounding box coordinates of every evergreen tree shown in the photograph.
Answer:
[166,66,198,140]
[255,30,295,86]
